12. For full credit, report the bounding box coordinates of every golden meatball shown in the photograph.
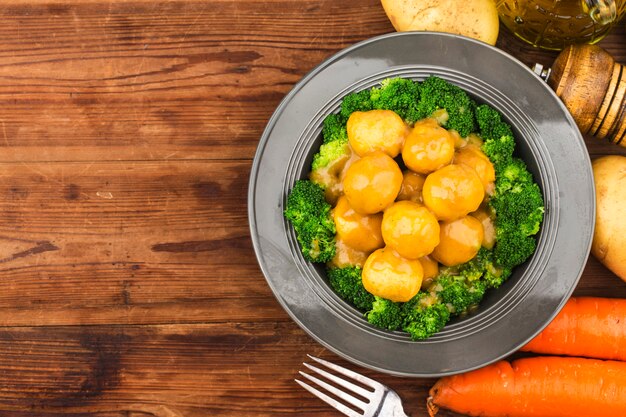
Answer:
[333,195,384,252]
[362,247,423,302]
[381,201,440,259]
[343,152,403,214]
[432,216,484,267]
[471,208,496,250]
[454,145,495,192]
[422,164,485,221]
[396,170,425,203]
[347,110,408,157]
[419,255,439,281]
[402,118,455,174]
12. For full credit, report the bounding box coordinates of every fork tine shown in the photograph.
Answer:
[307,355,383,389]
[303,362,372,400]
[295,378,363,417]
[298,370,368,411]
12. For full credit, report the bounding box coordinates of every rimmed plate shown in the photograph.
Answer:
[248,32,594,377]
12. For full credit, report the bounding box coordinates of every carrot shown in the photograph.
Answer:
[428,356,626,417]
[521,296,626,360]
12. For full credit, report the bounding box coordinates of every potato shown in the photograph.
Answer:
[592,156,626,282]
[381,0,499,46]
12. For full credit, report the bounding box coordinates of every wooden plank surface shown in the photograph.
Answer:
[0,0,625,415]
[0,0,387,163]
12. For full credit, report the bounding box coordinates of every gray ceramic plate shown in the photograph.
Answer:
[248,32,594,377]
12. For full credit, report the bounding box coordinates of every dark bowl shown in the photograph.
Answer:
[248,32,594,377]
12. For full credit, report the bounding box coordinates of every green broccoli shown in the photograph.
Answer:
[475,104,514,142]
[458,247,511,289]
[481,135,515,172]
[370,78,421,124]
[311,139,351,171]
[493,229,537,268]
[402,273,489,340]
[495,158,534,194]
[327,266,374,311]
[476,103,544,270]
[366,296,403,330]
[436,275,487,315]
[476,104,516,172]
[340,89,373,120]
[457,247,493,282]
[491,178,544,268]
[492,181,544,236]
[417,76,477,137]
[321,113,348,144]
[284,180,336,262]
[402,293,450,340]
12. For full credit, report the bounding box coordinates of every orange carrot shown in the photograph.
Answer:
[428,356,626,417]
[521,296,626,360]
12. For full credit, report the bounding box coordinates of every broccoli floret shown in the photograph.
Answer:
[495,158,534,194]
[475,104,514,141]
[492,181,544,237]
[494,229,537,268]
[482,262,512,289]
[366,296,403,330]
[476,104,517,172]
[311,139,351,171]
[436,275,487,315]
[458,247,511,289]
[321,113,348,144]
[417,76,477,137]
[481,135,515,172]
[284,180,336,262]
[370,78,421,124]
[402,293,450,340]
[340,90,373,120]
[457,247,492,282]
[490,184,544,269]
[487,157,544,270]
[476,103,544,270]
[327,266,374,311]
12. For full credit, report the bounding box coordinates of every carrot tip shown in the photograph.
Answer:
[427,396,439,417]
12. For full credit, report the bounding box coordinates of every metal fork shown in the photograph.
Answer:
[295,355,409,417]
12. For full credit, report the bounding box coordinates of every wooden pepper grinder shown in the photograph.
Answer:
[543,44,626,145]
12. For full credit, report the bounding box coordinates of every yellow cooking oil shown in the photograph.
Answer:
[496,0,626,50]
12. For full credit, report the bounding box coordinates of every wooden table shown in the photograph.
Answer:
[1,1,625,416]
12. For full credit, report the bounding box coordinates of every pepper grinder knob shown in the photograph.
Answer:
[547,44,626,146]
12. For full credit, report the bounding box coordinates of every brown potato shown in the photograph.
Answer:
[381,0,499,46]
[592,156,626,282]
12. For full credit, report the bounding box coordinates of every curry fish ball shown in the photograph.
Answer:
[454,145,495,192]
[432,216,484,267]
[381,201,440,259]
[402,118,455,174]
[347,110,408,157]
[333,195,384,252]
[396,170,425,203]
[343,152,403,214]
[362,247,423,302]
[423,164,485,221]
[419,255,439,282]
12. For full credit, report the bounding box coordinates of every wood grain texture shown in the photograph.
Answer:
[0,0,390,162]
[0,323,454,417]
[0,0,624,415]
[0,160,288,325]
